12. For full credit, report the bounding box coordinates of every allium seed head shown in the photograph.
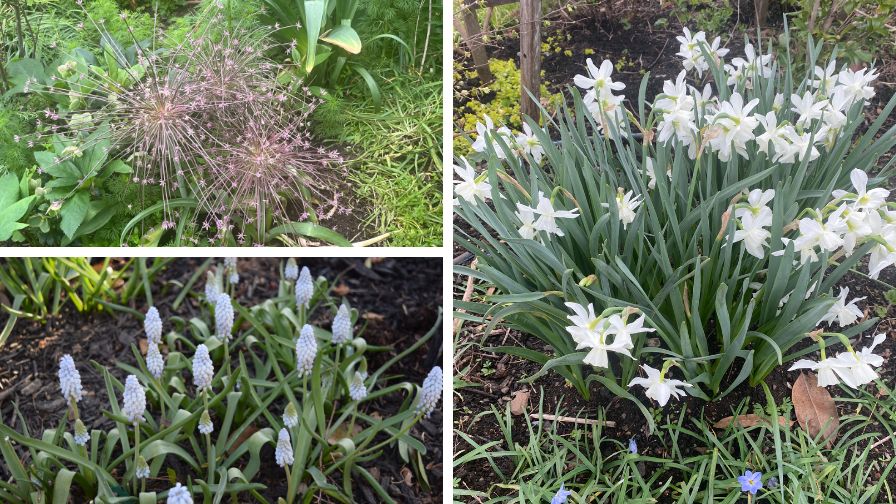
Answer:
[416,367,443,418]
[58,354,83,404]
[73,419,90,446]
[167,482,193,504]
[349,372,368,401]
[283,402,298,428]
[135,455,150,479]
[215,293,234,341]
[295,267,313,309]
[295,324,318,377]
[275,428,293,467]
[122,375,146,425]
[198,409,214,435]
[192,344,214,391]
[284,258,298,281]
[331,304,352,344]
[147,342,165,379]
[204,271,219,304]
[144,306,163,344]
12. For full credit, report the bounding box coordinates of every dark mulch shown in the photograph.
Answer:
[0,257,442,503]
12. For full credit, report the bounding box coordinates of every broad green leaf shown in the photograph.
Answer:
[321,24,362,54]
[60,192,90,240]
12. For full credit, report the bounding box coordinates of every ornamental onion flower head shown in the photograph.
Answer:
[167,483,193,504]
[416,366,443,417]
[198,409,214,435]
[551,484,572,504]
[192,344,214,391]
[295,267,313,309]
[214,293,234,341]
[204,271,219,304]
[295,324,318,377]
[135,455,150,479]
[146,342,164,379]
[284,258,298,281]
[122,375,146,425]
[332,304,352,344]
[73,418,90,446]
[283,402,298,428]
[275,428,294,467]
[144,306,162,345]
[738,470,763,495]
[58,354,83,404]
[349,372,368,401]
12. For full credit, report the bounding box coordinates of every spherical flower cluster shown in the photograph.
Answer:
[416,366,443,418]
[146,342,165,379]
[275,428,294,467]
[198,409,214,435]
[122,375,146,425]
[58,354,83,404]
[204,271,219,304]
[295,267,313,309]
[144,306,163,345]
[215,293,234,341]
[331,304,353,344]
[73,418,90,446]
[282,402,298,428]
[295,324,318,377]
[167,483,193,504]
[192,344,214,391]
[349,372,368,401]
[284,258,298,281]
[135,456,150,479]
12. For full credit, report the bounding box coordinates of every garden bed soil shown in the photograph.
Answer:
[453,265,896,500]
[0,257,443,503]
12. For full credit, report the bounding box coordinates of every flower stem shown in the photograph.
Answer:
[133,425,140,495]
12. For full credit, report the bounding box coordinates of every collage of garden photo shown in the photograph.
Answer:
[4,0,896,502]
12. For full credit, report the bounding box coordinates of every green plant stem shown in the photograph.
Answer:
[284,464,294,504]
[133,424,140,495]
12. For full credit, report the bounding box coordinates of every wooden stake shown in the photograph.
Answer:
[460,2,494,83]
[519,0,542,122]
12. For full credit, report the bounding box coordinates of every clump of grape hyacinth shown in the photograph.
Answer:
[147,342,164,379]
[167,483,193,504]
[215,293,234,341]
[204,271,219,303]
[283,402,298,428]
[349,372,368,401]
[295,267,313,309]
[295,324,318,376]
[192,344,214,391]
[73,419,90,446]
[275,428,294,467]
[144,306,162,344]
[416,366,443,417]
[284,258,298,281]
[332,304,352,344]
[122,375,146,424]
[58,354,83,404]
[198,410,214,434]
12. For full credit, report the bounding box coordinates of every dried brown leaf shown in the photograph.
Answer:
[509,390,530,416]
[792,372,839,447]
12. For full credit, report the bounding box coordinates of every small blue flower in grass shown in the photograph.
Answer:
[628,438,638,454]
[738,470,763,495]
[550,484,572,504]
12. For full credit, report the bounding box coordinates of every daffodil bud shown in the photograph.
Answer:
[144,306,162,345]
[331,304,352,345]
[295,324,317,377]
[58,354,83,404]
[275,428,293,467]
[416,366,443,418]
[192,344,214,392]
[122,375,146,425]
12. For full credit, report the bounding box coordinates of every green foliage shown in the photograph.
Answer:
[357,0,442,71]
[84,0,155,44]
[456,58,562,155]
[783,0,896,64]
[668,0,733,33]
[0,102,34,172]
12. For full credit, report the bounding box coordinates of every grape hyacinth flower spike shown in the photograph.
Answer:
[73,419,90,446]
[295,266,313,311]
[295,324,318,377]
[58,354,83,409]
[144,306,163,345]
[192,344,214,392]
[215,293,234,341]
[283,402,298,429]
[147,342,165,379]
[284,258,298,281]
[416,366,443,417]
[167,483,193,504]
[349,372,368,401]
[332,304,352,345]
[275,428,294,467]
[199,409,214,434]
[224,257,239,285]
[204,271,219,304]
[122,375,146,425]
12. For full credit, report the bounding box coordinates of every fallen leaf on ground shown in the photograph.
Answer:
[509,390,530,415]
[362,312,385,321]
[400,466,413,486]
[331,283,351,296]
[138,339,148,353]
[792,372,839,447]
[713,414,792,429]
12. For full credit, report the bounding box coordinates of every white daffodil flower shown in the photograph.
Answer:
[628,363,692,406]
[830,334,886,388]
[788,357,845,387]
[611,189,642,229]
[532,192,580,236]
[516,123,545,163]
[735,188,774,227]
[819,287,865,327]
[564,302,633,368]
[790,91,829,127]
[832,169,889,211]
[453,158,491,206]
[733,212,771,259]
[573,58,625,100]
[515,203,538,239]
